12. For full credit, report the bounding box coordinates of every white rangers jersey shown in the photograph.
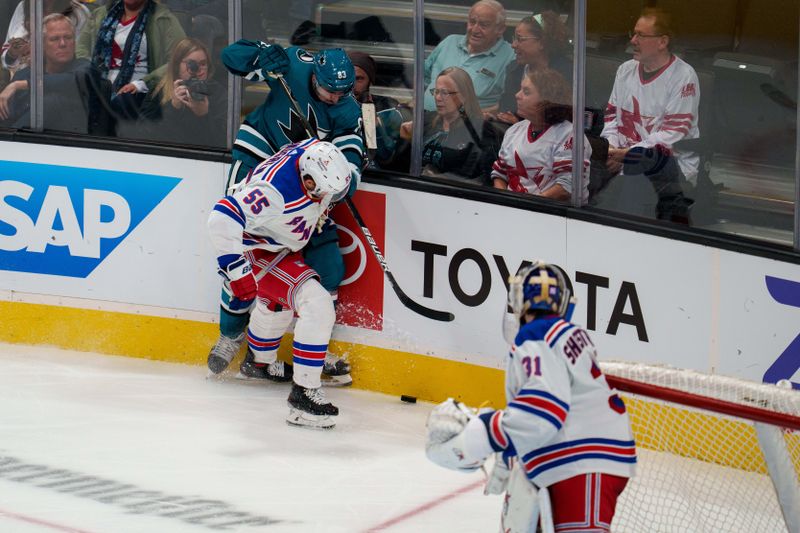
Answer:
[491,120,591,205]
[478,316,636,488]
[208,139,332,263]
[601,55,700,181]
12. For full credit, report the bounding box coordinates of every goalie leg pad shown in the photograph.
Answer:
[500,462,541,533]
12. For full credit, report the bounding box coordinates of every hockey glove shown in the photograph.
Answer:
[219,255,258,302]
[425,399,492,472]
[257,44,290,75]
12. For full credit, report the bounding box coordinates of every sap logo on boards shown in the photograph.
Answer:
[0,161,180,278]
[411,240,648,341]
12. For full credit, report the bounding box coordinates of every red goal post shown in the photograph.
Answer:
[599,361,800,533]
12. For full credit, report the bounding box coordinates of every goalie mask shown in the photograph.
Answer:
[503,261,575,344]
[299,141,351,199]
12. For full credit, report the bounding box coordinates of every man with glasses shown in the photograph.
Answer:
[423,0,515,111]
[209,41,364,385]
[596,7,699,223]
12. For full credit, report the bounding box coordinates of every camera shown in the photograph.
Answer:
[182,59,208,101]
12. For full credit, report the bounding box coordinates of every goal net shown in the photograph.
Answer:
[599,361,800,533]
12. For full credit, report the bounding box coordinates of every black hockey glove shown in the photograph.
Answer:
[258,45,289,75]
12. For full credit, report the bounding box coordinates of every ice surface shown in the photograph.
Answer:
[0,343,498,533]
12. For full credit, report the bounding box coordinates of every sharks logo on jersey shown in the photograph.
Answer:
[224,41,364,172]
[278,104,321,144]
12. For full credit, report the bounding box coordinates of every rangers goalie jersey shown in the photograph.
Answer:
[478,316,637,488]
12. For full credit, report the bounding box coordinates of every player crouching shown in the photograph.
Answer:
[208,140,352,429]
[425,262,636,531]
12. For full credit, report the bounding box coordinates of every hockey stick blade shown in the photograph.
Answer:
[345,198,454,322]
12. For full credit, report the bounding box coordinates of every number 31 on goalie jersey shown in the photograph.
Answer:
[521,355,542,377]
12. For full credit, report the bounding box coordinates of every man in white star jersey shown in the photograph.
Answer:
[598,7,699,223]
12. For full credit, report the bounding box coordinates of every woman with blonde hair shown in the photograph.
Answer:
[143,37,226,146]
[394,66,499,183]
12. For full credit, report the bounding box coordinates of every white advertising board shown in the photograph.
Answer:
[0,142,223,319]
[0,142,797,385]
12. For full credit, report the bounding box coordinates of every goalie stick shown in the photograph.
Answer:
[273,73,455,322]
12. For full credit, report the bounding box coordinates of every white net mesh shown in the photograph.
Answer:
[599,362,800,533]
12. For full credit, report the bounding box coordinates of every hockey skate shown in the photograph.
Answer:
[207,332,245,375]
[286,384,338,429]
[321,353,352,387]
[236,349,294,382]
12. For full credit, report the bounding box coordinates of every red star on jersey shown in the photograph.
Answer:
[617,96,653,143]
[507,152,544,192]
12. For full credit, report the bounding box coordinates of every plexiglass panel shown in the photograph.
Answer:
[0,0,32,129]
[586,1,797,243]
[238,0,414,175]
[0,0,229,147]
[416,0,583,202]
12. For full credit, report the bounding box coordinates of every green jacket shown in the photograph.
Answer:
[76,1,186,92]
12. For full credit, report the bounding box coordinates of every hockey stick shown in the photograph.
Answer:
[253,248,290,282]
[458,105,484,149]
[343,196,455,322]
[274,73,455,322]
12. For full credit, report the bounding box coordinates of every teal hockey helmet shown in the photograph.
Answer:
[313,48,355,93]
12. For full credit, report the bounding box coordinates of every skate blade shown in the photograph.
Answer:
[321,373,352,387]
[286,408,336,429]
[234,371,292,383]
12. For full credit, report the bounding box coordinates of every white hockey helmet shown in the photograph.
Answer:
[299,141,352,199]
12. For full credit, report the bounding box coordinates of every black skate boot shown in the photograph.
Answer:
[286,384,339,429]
[237,349,293,382]
[321,353,352,387]
[207,332,245,375]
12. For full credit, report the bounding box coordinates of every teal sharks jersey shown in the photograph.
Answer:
[222,41,365,171]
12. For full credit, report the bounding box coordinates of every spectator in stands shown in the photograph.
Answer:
[140,36,225,146]
[423,0,514,111]
[489,11,570,127]
[0,13,100,132]
[76,0,185,122]
[595,7,698,223]
[1,0,91,78]
[348,50,398,113]
[390,66,500,184]
[492,68,590,203]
